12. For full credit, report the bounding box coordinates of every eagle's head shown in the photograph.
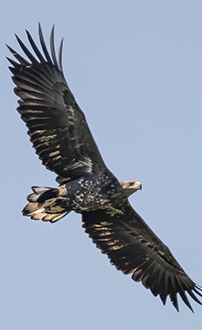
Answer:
[119,180,142,198]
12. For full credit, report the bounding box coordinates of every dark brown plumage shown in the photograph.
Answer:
[7,23,202,312]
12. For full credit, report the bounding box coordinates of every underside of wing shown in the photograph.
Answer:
[7,24,106,181]
[82,203,202,312]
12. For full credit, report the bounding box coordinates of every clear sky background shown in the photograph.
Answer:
[1,1,202,329]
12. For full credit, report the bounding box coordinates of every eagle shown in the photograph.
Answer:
[7,24,202,312]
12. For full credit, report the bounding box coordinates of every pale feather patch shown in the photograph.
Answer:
[32,186,51,194]
[66,156,93,172]
[58,185,68,196]
[48,150,60,158]
[31,211,46,220]
[27,193,38,202]
[42,211,68,222]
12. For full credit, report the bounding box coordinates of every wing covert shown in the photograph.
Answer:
[82,202,202,312]
[7,24,106,181]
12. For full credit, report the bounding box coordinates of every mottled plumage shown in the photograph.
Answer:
[7,24,202,312]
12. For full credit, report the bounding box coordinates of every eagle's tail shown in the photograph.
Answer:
[22,186,69,223]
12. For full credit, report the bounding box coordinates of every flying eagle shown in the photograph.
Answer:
[7,24,202,312]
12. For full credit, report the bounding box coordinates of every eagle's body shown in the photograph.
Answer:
[7,24,202,312]
[25,170,138,221]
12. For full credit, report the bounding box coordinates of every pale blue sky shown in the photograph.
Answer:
[1,1,202,329]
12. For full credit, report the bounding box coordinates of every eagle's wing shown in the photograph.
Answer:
[82,202,202,312]
[7,24,106,181]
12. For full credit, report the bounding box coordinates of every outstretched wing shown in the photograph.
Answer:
[7,24,106,181]
[82,202,202,312]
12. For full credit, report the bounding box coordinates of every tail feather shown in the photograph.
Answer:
[23,186,69,223]
[27,186,51,202]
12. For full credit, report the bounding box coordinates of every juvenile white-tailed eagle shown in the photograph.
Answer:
[7,24,202,312]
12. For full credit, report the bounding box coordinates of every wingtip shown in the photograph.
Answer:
[6,44,13,52]
[25,29,31,39]
[173,303,179,313]
[50,24,56,43]
[58,37,64,73]
[50,24,59,68]
[15,33,21,43]
[38,22,42,32]
[14,33,19,43]
[38,22,43,39]
[51,23,55,34]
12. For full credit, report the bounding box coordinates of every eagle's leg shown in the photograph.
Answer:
[105,205,124,217]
